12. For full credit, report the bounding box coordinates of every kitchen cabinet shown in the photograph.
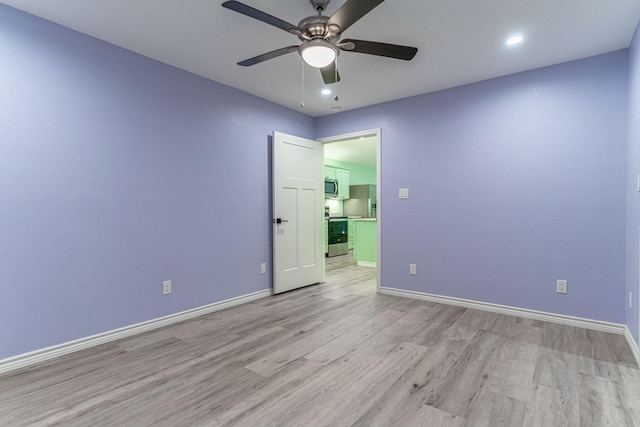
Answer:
[336,168,350,200]
[324,166,336,180]
[325,166,350,200]
[347,218,355,250]
[353,219,377,267]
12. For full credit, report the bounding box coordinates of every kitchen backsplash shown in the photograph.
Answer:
[325,199,343,216]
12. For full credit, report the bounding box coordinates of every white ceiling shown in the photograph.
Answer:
[2,0,639,117]
[324,136,377,168]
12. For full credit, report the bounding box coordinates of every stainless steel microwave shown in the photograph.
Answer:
[325,178,339,197]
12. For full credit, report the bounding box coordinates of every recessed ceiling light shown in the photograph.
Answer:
[321,89,332,95]
[506,35,524,46]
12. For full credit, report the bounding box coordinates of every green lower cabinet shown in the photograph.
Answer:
[347,219,355,250]
[353,219,377,266]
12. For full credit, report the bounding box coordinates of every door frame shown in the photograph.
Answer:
[318,128,381,293]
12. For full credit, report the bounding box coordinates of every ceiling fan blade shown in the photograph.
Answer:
[320,63,341,84]
[327,0,385,33]
[340,39,418,60]
[237,46,298,66]
[222,1,303,35]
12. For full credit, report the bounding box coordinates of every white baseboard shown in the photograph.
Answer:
[625,327,640,367]
[0,289,272,375]
[380,287,626,336]
[357,261,377,268]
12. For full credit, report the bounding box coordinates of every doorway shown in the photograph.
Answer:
[320,129,381,293]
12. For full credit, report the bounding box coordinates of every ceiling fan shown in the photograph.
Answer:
[221,0,418,84]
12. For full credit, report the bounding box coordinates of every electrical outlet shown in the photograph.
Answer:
[163,280,172,295]
[409,264,417,275]
[556,279,567,294]
[399,188,409,199]
[261,263,267,274]
[630,291,633,309]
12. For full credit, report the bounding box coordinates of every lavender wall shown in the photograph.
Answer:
[1,3,633,362]
[317,51,629,324]
[0,5,313,359]
[627,23,640,344]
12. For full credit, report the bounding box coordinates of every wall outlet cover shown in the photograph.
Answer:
[261,263,267,274]
[556,279,567,294]
[163,280,172,295]
[409,263,417,275]
[399,188,409,199]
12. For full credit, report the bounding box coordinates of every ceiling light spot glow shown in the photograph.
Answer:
[321,89,331,95]
[506,35,524,46]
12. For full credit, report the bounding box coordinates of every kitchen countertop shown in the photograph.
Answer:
[353,218,377,221]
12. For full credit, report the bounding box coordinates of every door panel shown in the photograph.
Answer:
[273,132,323,294]
[299,188,318,267]
[278,186,298,272]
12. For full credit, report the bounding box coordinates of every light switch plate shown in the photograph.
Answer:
[399,188,409,199]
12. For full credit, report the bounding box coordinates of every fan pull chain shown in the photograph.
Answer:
[333,53,339,102]
[300,59,305,109]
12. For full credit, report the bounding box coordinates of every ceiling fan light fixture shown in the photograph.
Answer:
[299,40,336,68]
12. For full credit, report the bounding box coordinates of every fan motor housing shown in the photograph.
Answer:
[298,15,340,42]
[298,15,328,37]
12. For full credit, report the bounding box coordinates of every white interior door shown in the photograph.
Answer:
[273,131,324,294]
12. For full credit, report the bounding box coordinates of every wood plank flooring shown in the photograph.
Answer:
[1,254,638,426]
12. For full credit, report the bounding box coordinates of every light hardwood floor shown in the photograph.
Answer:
[1,254,639,426]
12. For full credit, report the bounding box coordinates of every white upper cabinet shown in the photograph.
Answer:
[325,166,350,199]
[336,168,350,200]
[324,166,337,180]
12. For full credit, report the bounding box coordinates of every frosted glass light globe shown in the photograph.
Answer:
[299,41,336,68]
